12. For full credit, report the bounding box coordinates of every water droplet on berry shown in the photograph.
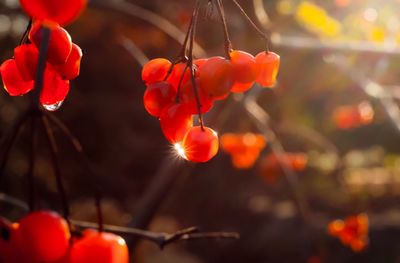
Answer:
[42,101,63,111]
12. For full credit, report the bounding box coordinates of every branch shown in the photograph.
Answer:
[71,220,239,249]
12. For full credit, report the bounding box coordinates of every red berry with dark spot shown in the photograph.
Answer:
[182,126,219,162]
[255,51,280,87]
[20,0,87,25]
[29,21,72,65]
[69,229,129,263]
[15,211,70,263]
[14,44,39,81]
[160,103,192,143]
[143,81,176,117]
[199,56,233,100]
[0,59,34,96]
[0,218,19,263]
[142,58,172,85]
[54,43,83,80]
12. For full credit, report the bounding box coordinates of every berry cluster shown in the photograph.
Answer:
[220,133,266,169]
[259,153,308,184]
[0,211,129,263]
[0,0,86,111]
[142,51,280,163]
[328,213,369,252]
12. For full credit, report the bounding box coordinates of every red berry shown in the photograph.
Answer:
[69,229,129,263]
[0,59,34,96]
[230,50,259,93]
[0,218,19,263]
[15,211,70,262]
[160,103,193,143]
[14,44,39,81]
[54,43,83,80]
[180,78,213,114]
[255,51,280,87]
[19,0,87,25]
[142,58,171,85]
[194,58,208,70]
[182,126,219,162]
[199,56,233,100]
[29,22,72,65]
[166,62,192,91]
[143,81,176,117]
[40,68,70,108]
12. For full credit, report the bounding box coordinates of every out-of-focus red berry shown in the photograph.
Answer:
[0,218,19,263]
[160,103,193,143]
[14,44,39,81]
[69,229,129,263]
[230,50,259,93]
[142,58,172,85]
[15,211,70,263]
[54,43,83,80]
[199,56,233,100]
[255,51,280,87]
[29,22,72,65]
[19,0,87,25]
[143,81,176,117]
[0,59,34,96]
[180,78,213,114]
[40,67,70,107]
[182,126,219,162]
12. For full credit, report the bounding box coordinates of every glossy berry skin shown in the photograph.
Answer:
[143,81,176,117]
[180,79,213,114]
[0,59,34,96]
[29,22,72,65]
[15,211,70,263]
[20,0,87,25]
[230,50,259,93]
[160,103,192,143]
[55,43,83,80]
[255,51,280,87]
[70,229,129,263]
[14,44,39,81]
[166,62,192,91]
[142,58,171,85]
[182,126,219,163]
[199,56,233,100]
[40,68,70,106]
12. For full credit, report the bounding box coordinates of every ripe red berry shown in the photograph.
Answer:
[194,58,208,70]
[160,103,193,143]
[182,126,219,162]
[69,229,129,263]
[29,22,72,65]
[19,0,87,25]
[166,62,192,91]
[255,51,280,87]
[40,68,70,109]
[143,81,176,117]
[54,43,83,80]
[15,211,70,262]
[142,58,172,85]
[0,59,34,96]
[199,56,233,100]
[0,218,19,263]
[230,50,259,93]
[14,44,39,81]
[180,78,213,114]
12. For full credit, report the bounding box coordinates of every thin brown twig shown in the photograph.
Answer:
[215,0,232,59]
[71,220,239,249]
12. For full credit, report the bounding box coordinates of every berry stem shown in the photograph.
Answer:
[26,115,37,212]
[31,26,51,106]
[231,0,270,52]
[188,0,204,129]
[41,115,71,230]
[19,18,32,46]
[175,64,189,103]
[215,0,232,59]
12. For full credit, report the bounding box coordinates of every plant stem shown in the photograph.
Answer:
[215,0,232,59]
